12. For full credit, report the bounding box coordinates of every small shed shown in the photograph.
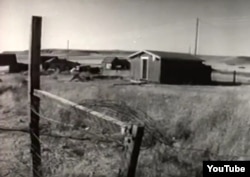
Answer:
[128,50,212,85]
[70,65,100,75]
[102,57,130,70]
[0,54,18,73]
[42,57,79,72]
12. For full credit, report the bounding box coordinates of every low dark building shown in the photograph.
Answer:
[11,63,28,72]
[102,57,130,70]
[71,65,101,74]
[42,57,79,72]
[41,55,58,63]
[0,54,28,73]
[0,54,17,65]
[128,50,212,85]
[75,65,91,72]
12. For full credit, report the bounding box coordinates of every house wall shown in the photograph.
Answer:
[0,54,19,73]
[10,63,28,73]
[130,57,141,80]
[43,59,79,72]
[160,59,212,84]
[101,62,111,70]
[102,58,130,71]
[0,54,17,65]
[130,53,161,82]
[148,55,161,82]
[102,70,130,77]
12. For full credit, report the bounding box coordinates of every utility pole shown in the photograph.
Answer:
[29,16,43,177]
[67,40,69,60]
[194,17,200,56]
[188,46,192,54]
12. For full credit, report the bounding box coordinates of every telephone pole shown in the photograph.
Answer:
[194,17,200,55]
[67,40,69,60]
[188,45,192,54]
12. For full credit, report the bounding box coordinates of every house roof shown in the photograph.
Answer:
[102,57,118,63]
[44,57,58,63]
[41,55,58,63]
[128,50,203,62]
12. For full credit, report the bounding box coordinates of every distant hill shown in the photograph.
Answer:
[198,55,237,63]
[3,49,250,69]
[2,49,135,57]
[224,56,250,66]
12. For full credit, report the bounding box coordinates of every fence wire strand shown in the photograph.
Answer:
[31,98,250,160]
[4,93,250,177]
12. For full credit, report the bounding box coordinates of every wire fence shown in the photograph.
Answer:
[35,96,250,176]
[2,95,250,177]
[30,97,126,177]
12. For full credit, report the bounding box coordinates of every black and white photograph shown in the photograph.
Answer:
[1,0,250,177]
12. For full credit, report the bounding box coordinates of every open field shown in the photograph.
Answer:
[16,54,104,67]
[5,49,250,84]
[1,73,250,176]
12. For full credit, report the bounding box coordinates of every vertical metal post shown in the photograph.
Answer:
[29,16,42,177]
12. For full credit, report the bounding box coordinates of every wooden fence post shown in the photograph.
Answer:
[29,16,42,177]
[119,124,144,177]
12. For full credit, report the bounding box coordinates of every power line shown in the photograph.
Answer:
[201,18,250,27]
[205,15,250,22]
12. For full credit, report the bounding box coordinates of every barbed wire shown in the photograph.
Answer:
[66,99,250,160]
[36,98,250,159]
[3,96,250,174]
[31,104,124,146]
[1,115,249,161]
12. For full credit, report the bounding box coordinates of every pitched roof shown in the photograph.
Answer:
[44,57,58,63]
[128,50,203,62]
[102,57,118,63]
[41,55,58,63]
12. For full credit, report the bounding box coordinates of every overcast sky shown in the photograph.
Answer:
[1,0,250,56]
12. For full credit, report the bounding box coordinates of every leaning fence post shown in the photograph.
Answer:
[119,124,144,177]
[29,16,42,177]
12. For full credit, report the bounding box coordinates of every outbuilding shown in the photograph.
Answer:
[128,50,212,85]
[102,57,130,70]
[0,54,17,73]
[42,57,79,72]
[101,56,130,77]
[0,54,28,73]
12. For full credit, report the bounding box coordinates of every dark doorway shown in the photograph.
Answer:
[142,59,148,79]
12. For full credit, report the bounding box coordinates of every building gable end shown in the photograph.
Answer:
[128,50,161,60]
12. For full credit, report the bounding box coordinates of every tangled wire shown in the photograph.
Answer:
[78,99,173,149]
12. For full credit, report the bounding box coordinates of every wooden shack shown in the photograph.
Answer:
[102,57,130,70]
[0,54,18,73]
[128,50,212,85]
[101,56,130,77]
[42,57,80,72]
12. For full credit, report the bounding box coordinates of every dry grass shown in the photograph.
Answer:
[1,74,250,177]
